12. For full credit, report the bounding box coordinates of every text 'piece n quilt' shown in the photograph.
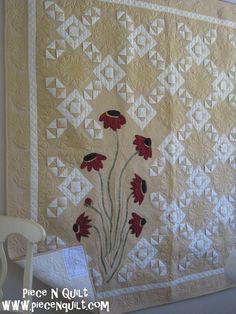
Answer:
[6,0,236,312]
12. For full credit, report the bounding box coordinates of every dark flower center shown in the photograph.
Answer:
[107,110,120,117]
[144,138,152,147]
[141,218,146,226]
[73,224,79,233]
[141,180,147,194]
[84,153,97,162]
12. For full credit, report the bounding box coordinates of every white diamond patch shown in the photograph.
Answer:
[149,157,166,176]
[149,18,164,36]
[127,96,156,130]
[160,202,186,232]
[47,118,67,139]
[213,72,233,101]
[57,15,91,49]
[150,227,167,246]
[187,166,210,197]
[213,135,235,162]
[149,51,165,69]
[178,253,194,271]
[178,56,192,73]
[189,230,212,257]
[204,29,217,45]
[46,40,65,60]
[159,132,184,165]
[94,55,126,91]
[57,90,92,128]
[178,223,194,240]
[204,59,219,77]
[82,42,101,63]
[177,23,192,41]
[84,119,103,139]
[47,197,67,218]
[150,192,167,210]
[150,259,167,276]
[84,80,102,100]
[46,77,66,99]
[45,1,64,22]
[118,46,135,65]
[158,64,185,95]
[213,196,235,224]
[117,11,134,32]
[187,35,210,65]
[47,157,68,177]
[186,101,210,131]
[149,86,165,104]
[117,82,134,103]
[58,168,93,206]
[128,25,156,57]
[178,155,193,175]
[128,238,157,269]
[177,123,193,141]
[178,88,193,107]
[82,7,100,26]
[177,189,193,209]
[118,263,136,282]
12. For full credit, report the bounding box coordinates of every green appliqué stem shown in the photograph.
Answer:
[107,228,130,283]
[88,205,108,254]
[113,152,137,245]
[107,131,119,252]
[98,171,111,222]
[93,225,108,276]
[111,192,132,268]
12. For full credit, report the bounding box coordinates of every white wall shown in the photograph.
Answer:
[1,0,236,313]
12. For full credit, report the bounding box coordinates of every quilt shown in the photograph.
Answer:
[6,0,236,313]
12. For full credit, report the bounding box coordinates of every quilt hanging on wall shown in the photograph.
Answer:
[6,0,236,313]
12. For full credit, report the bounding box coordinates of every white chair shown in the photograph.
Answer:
[0,216,46,313]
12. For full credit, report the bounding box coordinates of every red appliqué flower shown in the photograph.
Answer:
[84,198,92,206]
[131,174,147,205]
[99,110,126,131]
[81,153,107,172]
[133,135,152,160]
[73,212,92,242]
[129,213,146,237]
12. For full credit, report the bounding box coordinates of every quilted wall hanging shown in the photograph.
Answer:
[5,0,236,313]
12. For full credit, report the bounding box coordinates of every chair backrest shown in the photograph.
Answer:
[0,216,46,313]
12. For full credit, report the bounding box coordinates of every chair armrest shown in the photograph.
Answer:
[0,216,46,304]
[0,216,46,243]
